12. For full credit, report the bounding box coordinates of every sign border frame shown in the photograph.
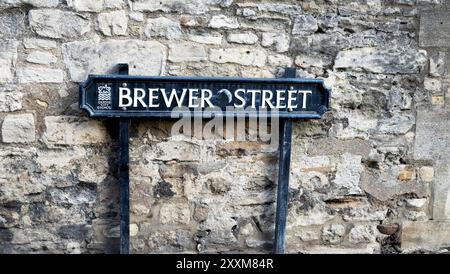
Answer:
[79,74,331,119]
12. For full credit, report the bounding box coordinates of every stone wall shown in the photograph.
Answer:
[0,0,449,254]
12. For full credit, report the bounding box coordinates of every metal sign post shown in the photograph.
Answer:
[274,68,296,254]
[117,64,130,254]
[79,65,330,254]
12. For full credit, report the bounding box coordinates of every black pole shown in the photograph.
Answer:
[117,64,130,254]
[274,68,296,254]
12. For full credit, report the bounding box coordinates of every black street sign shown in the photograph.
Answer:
[79,66,331,255]
[79,75,330,119]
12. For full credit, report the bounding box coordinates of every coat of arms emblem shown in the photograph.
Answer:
[97,84,112,110]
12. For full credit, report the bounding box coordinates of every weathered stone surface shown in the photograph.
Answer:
[97,10,128,36]
[78,156,109,184]
[130,0,210,14]
[48,186,97,205]
[419,12,450,47]
[433,161,450,220]
[295,54,332,69]
[322,224,346,244]
[267,54,292,67]
[207,173,232,194]
[227,32,258,44]
[238,222,255,237]
[57,224,90,240]
[337,114,375,142]
[294,170,329,191]
[0,89,22,112]
[23,38,57,49]
[387,87,412,111]
[431,95,444,105]
[240,68,273,78]
[334,47,427,74]
[332,153,364,196]
[405,210,427,221]
[0,40,18,83]
[1,113,35,143]
[129,11,144,22]
[43,116,108,145]
[0,0,58,9]
[36,147,86,177]
[62,39,166,82]
[129,223,138,237]
[342,207,387,222]
[151,140,201,162]
[424,77,441,93]
[300,155,331,173]
[188,34,222,45]
[179,15,205,27]
[429,52,445,77]
[104,0,124,8]
[406,198,427,210]
[26,51,57,65]
[199,211,238,245]
[292,14,318,35]
[419,166,434,182]
[0,147,41,202]
[290,227,320,242]
[67,0,103,12]
[360,167,428,201]
[239,8,255,17]
[168,43,207,62]
[307,138,372,157]
[398,169,414,181]
[261,33,289,53]
[401,221,450,252]
[297,244,380,254]
[17,68,64,83]
[208,15,239,29]
[288,206,335,227]
[159,202,191,225]
[377,114,415,134]
[144,17,182,40]
[193,203,209,222]
[236,2,301,16]
[0,10,25,38]
[9,228,57,245]
[349,225,377,244]
[142,228,193,252]
[209,48,266,67]
[413,110,450,161]
[29,9,90,39]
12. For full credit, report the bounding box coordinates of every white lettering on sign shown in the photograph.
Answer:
[201,89,213,108]
[234,89,246,108]
[117,87,313,109]
[298,90,312,109]
[161,88,185,107]
[118,87,132,107]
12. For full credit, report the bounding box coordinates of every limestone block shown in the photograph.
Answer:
[62,39,166,82]
[209,47,266,67]
[0,40,18,83]
[29,9,90,39]
[43,116,109,145]
[97,10,128,36]
[1,113,35,143]
[402,221,450,252]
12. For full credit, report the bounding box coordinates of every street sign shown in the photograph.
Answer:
[80,75,330,119]
[79,65,331,255]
